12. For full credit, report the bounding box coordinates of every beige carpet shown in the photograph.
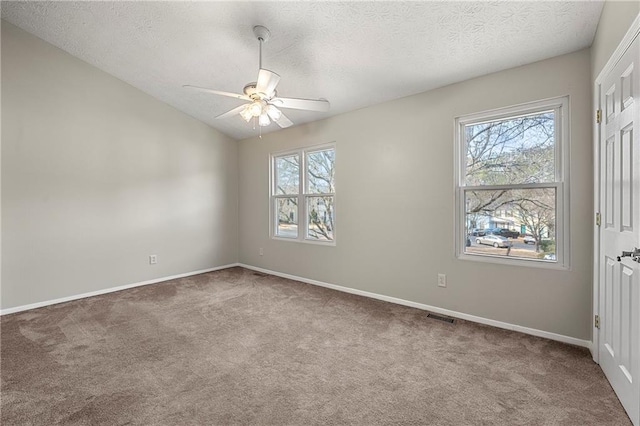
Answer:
[1,267,631,425]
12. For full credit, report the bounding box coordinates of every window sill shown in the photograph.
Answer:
[457,252,570,271]
[271,236,336,247]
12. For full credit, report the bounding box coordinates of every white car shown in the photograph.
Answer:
[523,235,536,244]
[475,235,512,248]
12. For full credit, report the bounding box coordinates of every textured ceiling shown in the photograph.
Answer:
[2,1,604,140]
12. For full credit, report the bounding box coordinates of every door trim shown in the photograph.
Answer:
[592,12,640,363]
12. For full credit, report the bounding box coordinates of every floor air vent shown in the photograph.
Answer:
[427,313,455,324]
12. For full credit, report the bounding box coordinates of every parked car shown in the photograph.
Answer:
[475,235,513,248]
[485,227,520,239]
[523,235,536,245]
[470,228,486,236]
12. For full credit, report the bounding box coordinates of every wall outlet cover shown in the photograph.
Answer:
[438,273,446,287]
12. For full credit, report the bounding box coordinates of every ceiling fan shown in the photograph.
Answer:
[184,25,330,129]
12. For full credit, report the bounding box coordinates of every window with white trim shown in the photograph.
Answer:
[271,145,335,243]
[455,97,569,268]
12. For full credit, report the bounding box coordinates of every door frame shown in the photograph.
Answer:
[592,13,640,364]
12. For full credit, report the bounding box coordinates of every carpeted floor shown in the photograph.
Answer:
[1,267,631,425]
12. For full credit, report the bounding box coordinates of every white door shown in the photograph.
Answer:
[598,33,640,426]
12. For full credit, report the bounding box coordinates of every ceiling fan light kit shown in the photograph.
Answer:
[184,25,329,133]
[258,112,271,127]
[239,106,253,122]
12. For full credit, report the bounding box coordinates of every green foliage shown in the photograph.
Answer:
[539,239,555,254]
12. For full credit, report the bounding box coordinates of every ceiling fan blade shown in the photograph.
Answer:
[274,112,293,128]
[183,85,250,101]
[256,69,281,97]
[215,104,247,119]
[271,97,330,112]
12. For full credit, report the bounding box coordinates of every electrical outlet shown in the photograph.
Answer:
[438,273,446,287]
[259,248,264,256]
[149,255,157,265]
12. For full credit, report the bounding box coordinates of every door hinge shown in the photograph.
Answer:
[595,315,600,329]
[596,109,602,124]
[596,212,601,227]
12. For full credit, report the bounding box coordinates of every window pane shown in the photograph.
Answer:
[464,188,556,261]
[307,149,335,194]
[275,155,299,195]
[465,111,555,186]
[275,198,298,238]
[306,196,334,241]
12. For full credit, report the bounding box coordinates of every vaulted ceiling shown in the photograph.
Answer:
[2,1,604,140]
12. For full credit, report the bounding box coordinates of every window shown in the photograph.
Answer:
[271,144,335,244]
[455,97,569,268]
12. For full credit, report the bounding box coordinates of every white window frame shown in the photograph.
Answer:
[270,143,336,245]
[454,97,570,269]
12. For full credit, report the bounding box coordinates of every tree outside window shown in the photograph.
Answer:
[271,145,335,243]
[456,98,568,267]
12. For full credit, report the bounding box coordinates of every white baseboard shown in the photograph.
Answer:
[0,263,241,316]
[3,262,592,350]
[239,263,591,349]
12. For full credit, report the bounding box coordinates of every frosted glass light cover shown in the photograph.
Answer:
[249,101,263,117]
[259,113,271,127]
[240,105,253,122]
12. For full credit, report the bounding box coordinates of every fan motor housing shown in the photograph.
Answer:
[243,83,257,96]
[243,82,275,100]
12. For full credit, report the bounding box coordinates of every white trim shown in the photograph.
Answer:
[458,251,570,271]
[594,13,640,85]
[454,96,570,270]
[0,263,240,316]
[592,11,640,364]
[269,142,336,245]
[3,261,591,348]
[463,182,561,191]
[239,263,591,348]
[592,74,602,364]
[271,235,337,246]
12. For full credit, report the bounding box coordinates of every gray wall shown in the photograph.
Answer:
[591,0,640,79]
[5,4,637,339]
[238,49,593,340]
[1,22,239,310]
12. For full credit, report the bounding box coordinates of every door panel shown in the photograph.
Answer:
[605,135,616,228]
[604,257,616,357]
[622,127,633,230]
[620,265,633,378]
[598,34,640,426]
[622,64,634,109]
